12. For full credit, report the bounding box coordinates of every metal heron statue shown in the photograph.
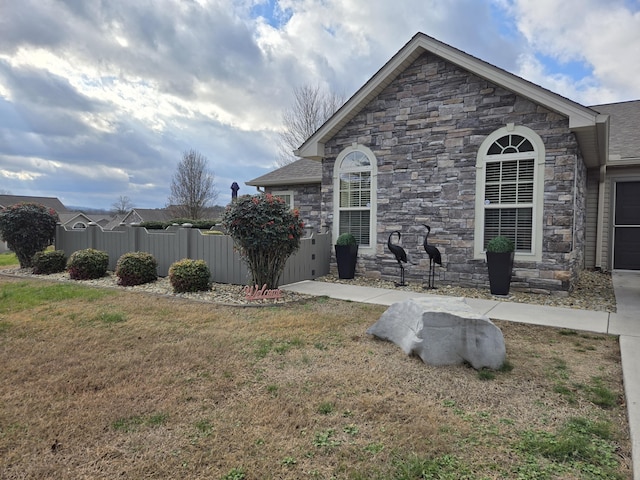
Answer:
[422,225,442,289]
[387,231,408,286]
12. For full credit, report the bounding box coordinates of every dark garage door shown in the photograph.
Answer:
[614,181,640,269]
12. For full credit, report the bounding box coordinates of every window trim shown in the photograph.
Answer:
[271,190,294,210]
[333,144,377,253]
[474,125,545,261]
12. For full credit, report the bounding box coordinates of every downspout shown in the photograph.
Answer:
[594,114,610,270]
[595,164,606,269]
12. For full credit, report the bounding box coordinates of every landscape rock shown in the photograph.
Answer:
[366,296,506,370]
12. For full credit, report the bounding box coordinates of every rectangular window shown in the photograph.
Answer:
[338,171,371,246]
[272,191,294,210]
[339,211,370,246]
[484,159,534,252]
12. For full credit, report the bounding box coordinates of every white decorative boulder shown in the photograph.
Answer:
[366,296,506,370]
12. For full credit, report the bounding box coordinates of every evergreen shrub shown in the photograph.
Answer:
[486,236,515,253]
[32,250,67,275]
[115,252,158,286]
[336,233,357,246]
[0,203,59,268]
[67,248,109,280]
[168,259,211,293]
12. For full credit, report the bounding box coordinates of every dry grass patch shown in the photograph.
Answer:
[0,276,632,479]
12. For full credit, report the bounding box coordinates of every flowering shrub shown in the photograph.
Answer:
[115,252,158,286]
[0,203,59,268]
[222,193,304,289]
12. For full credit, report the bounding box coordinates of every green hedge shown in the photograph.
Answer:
[138,219,220,230]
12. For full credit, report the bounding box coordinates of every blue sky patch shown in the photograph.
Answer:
[250,0,292,28]
[536,53,594,81]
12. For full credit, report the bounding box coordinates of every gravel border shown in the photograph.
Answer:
[316,269,617,312]
[0,268,310,306]
[1,267,616,312]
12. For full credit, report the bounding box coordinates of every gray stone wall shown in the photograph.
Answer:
[265,183,322,233]
[321,52,584,292]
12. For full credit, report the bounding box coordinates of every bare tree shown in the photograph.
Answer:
[277,84,345,166]
[111,195,133,215]
[168,149,218,219]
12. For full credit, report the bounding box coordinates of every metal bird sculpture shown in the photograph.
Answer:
[422,225,442,289]
[387,230,408,286]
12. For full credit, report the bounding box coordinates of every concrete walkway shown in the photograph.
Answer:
[282,272,640,479]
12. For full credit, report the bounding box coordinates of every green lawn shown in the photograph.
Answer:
[0,251,18,267]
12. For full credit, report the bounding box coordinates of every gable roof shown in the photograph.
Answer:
[295,32,609,168]
[591,100,640,162]
[58,212,93,226]
[246,158,322,187]
[122,208,174,224]
[0,194,69,212]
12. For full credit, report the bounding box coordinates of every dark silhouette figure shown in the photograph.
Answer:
[230,182,240,201]
[387,231,408,286]
[422,225,442,289]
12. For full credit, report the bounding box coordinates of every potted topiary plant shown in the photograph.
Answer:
[486,236,515,295]
[335,233,358,279]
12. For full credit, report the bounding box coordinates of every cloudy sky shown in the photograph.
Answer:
[1,0,639,210]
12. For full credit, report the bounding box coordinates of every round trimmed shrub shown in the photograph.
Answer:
[67,248,109,280]
[115,252,158,286]
[168,259,211,293]
[32,250,67,275]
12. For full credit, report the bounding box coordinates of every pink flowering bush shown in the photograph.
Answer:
[222,193,304,288]
[0,203,59,268]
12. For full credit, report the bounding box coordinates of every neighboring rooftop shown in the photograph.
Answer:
[0,195,69,212]
[591,100,640,162]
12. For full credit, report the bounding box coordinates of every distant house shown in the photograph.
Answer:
[119,208,175,225]
[58,212,94,229]
[247,32,640,292]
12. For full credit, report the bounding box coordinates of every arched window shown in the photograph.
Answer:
[333,145,377,251]
[474,125,545,260]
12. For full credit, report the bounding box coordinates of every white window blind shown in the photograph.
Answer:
[337,151,373,247]
[483,135,536,252]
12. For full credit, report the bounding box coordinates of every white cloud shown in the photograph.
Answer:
[0,169,43,181]
[504,0,640,102]
[0,0,639,209]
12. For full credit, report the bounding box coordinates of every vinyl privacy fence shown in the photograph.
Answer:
[55,223,331,286]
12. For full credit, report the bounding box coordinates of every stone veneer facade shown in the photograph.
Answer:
[265,183,323,233]
[320,52,587,292]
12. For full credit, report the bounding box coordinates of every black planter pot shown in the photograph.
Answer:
[486,251,514,295]
[335,244,358,279]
